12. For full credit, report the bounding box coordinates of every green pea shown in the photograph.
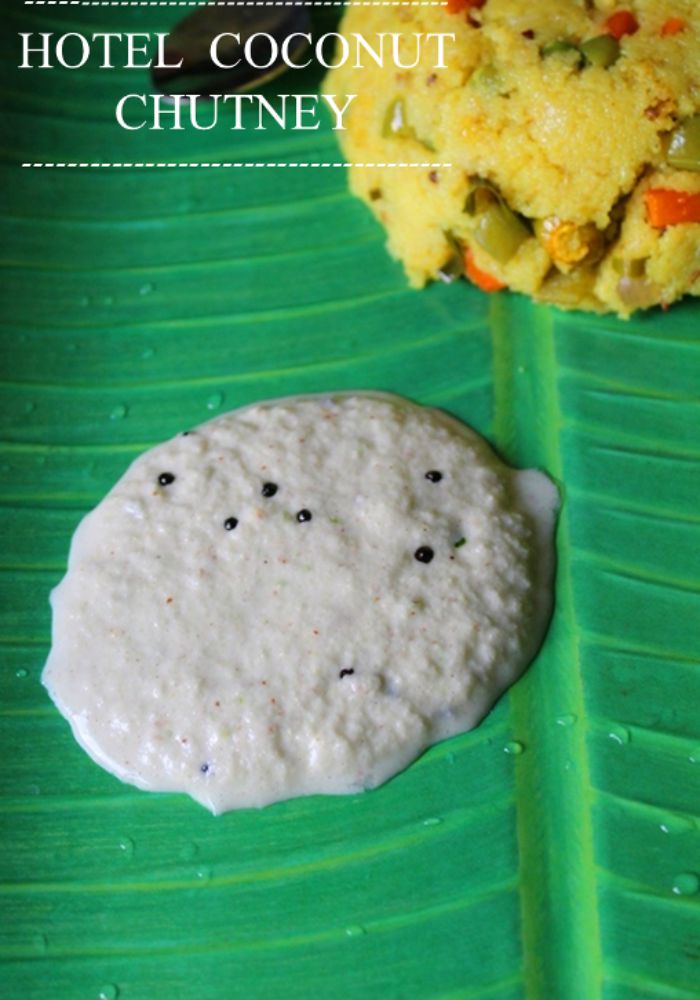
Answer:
[473,202,531,264]
[580,34,620,68]
[465,182,530,264]
[667,116,700,172]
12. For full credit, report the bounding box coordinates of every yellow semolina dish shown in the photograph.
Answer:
[325,0,700,316]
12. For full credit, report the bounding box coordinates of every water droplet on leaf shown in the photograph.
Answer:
[345,925,367,938]
[672,872,699,896]
[504,741,525,755]
[660,815,694,835]
[608,725,630,745]
[118,836,135,858]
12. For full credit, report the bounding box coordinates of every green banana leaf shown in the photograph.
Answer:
[2,6,699,999]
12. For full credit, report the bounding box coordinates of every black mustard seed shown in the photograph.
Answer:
[296,509,312,523]
[224,517,238,531]
[425,470,443,482]
[261,482,278,497]
[339,668,355,679]
[414,546,435,564]
[158,472,176,486]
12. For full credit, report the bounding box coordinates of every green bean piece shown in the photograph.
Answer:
[580,34,620,68]
[381,98,435,151]
[667,116,700,172]
[464,181,499,216]
[469,64,506,94]
[382,98,413,140]
[541,40,584,66]
[612,257,648,278]
[437,231,464,283]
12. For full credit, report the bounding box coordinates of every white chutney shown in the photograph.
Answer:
[43,393,558,813]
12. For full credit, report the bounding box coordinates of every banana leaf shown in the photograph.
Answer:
[1,6,699,999]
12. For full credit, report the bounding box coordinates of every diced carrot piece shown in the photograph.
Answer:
[464,248,507,292]
[645,188,700,227]
[660,16,685,36]
[604,10,640,39]
[445,0,486,15]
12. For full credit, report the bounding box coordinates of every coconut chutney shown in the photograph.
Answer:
[43,393,558,813]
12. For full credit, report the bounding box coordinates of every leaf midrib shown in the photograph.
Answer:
[490,296,603,1000]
